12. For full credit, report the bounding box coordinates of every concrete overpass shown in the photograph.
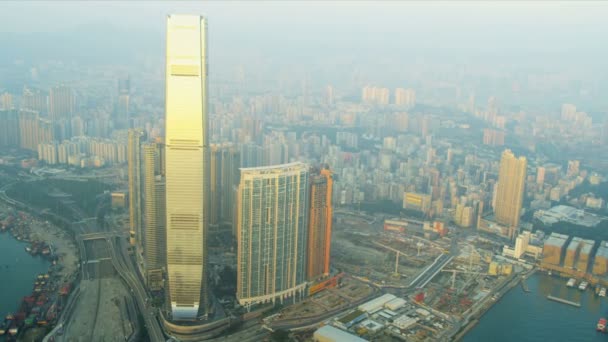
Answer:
[408,254,455,289]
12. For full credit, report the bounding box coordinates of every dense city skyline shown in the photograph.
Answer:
[1,3,608,342]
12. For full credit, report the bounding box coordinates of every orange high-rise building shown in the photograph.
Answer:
[307,168,333,280]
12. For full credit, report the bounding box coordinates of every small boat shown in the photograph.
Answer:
[579,281,589,291]
[600,288,606,297]
[598,318,607,332]
[8,321,18,336]
[567,278,577,287]
[0,318,9,335]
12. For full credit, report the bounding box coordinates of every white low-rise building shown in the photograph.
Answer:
[358,294,396,313]
[392,315,418,330]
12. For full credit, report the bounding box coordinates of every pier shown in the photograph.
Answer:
[546,295,581,308]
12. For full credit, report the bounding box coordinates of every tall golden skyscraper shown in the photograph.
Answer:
[494,149,527,239]
[236,163,309,308]
[165,14,209,321]
[307,168,333,280]
[143,142,166,291]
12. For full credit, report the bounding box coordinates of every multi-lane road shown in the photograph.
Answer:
[108,235,165,342]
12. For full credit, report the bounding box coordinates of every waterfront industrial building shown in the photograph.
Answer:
[593,241,608,276]
[542,233,569,266]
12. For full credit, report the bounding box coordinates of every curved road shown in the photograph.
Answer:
[108,236,164,342]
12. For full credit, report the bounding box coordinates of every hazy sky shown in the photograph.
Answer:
[1,1,608,106]
[2,1,607,55]
[2,1,607,33]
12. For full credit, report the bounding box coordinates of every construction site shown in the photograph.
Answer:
[268,276,376,330]
[331,228,449,288]
[420,244,521,318]
[316,292,455,341]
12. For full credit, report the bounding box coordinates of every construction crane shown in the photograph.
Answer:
[373,241,412,277]
[417,242,424,257]
[441,269,487,289]
[465,245,483,271]
[409,235,448,254]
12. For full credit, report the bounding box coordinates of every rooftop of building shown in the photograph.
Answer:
[544,232,569,248]
[596,241,608,259]
[239,162,308,174]
[337,309,366,324]
[580,239,595,255]
[567,237,583,251]
[314,325,368,342]
[539,205,603,227]
[358,293,397,312]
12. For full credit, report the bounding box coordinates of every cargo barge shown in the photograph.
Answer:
[546,295,581,307]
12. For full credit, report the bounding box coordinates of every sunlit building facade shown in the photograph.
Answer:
[394,88,416,108]
[21,87,47,114]
[128,129,144,252]
[49,85,75,140]
[18,110,53,151]
[210,143,240,232]
[165,14,210,320]
[307,168,333,280]
[494,149,527,239]
[236,163,309,307]
[0,92,13,110]
[143,142,166,291]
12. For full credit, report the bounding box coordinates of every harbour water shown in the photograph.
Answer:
[0,233,49,319]
[464,273,608,342]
